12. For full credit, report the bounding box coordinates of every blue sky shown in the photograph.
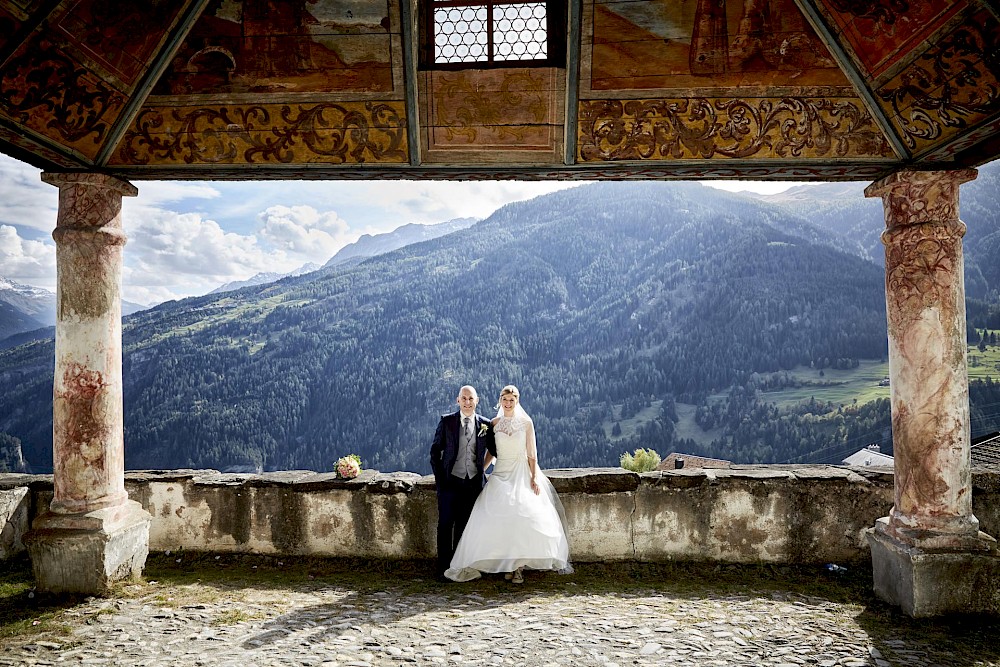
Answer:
[0,153,806,305]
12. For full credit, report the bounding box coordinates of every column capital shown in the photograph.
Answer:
[864,168,977,230]
[41,171,138,198]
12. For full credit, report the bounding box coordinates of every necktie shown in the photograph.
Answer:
[464,417,471,442]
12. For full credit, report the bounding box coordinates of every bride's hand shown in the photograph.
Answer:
[530,479,539,495]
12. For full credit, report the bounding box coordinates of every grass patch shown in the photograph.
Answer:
[760,360,891,410]
[212,608,260,625]
[0,556,76,641]
[603,400,663,441]
[969,342,1000,381]
[673,401,725,446]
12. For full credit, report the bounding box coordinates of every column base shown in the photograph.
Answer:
[25,500,151,595]
[867,519,1000,617]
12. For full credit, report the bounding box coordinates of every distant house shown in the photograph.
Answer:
[878,377,891,387]
[972,432,1000,470]
[843,444,894,467]
[658,453,732,471]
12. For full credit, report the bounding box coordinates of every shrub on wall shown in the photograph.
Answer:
[620,448,660,473]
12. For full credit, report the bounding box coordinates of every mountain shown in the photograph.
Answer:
[4,170,999,476]
[0,276,56,326]
[0,276,150,345]
[209,263,322,295]
[755,161,1000,298]
[323,218,479,269]
[0,300,44,343]
[0,181,897,475]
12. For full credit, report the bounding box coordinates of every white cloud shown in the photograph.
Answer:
[0,155,57,233]
[349,181,582,223]
[131,181,221,207]
[120,207,289,303]
[0,224,57,289]
[257,204,358,262]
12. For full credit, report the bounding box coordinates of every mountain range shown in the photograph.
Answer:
[1,165,999,475]
[0,277,150,346]
[0,216,483,346]
[209,263,322,295]
[323,217,479,269]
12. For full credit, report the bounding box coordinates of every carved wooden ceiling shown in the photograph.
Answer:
[1,0,998,182]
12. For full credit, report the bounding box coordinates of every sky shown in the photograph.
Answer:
[0,153,806,305]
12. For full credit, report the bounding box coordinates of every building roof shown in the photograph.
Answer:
[972,432,1000,470]
[843,447,894,468]
[2,1,998,182]
[658,453,732,471]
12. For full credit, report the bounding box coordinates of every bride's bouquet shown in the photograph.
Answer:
[334,454,362,479]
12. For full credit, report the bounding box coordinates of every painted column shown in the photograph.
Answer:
[25,172,151,594]
[865,168,998,617]
[47,173,135,514]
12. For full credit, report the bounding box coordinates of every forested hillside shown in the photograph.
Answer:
[1,171,998,475]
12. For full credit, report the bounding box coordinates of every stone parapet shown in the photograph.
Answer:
[3,466,999,564]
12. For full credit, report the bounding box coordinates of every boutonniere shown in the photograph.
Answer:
[477,423,489,437]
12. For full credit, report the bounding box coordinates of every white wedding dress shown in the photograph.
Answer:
[445,414,572,582]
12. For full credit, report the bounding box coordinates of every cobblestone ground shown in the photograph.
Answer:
[2,559,998,667]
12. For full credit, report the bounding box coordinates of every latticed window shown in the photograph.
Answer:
[422,0,565,69]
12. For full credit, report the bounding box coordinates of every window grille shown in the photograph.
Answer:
[422,0,565,69]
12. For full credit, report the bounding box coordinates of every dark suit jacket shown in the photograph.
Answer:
[430,411,497,489]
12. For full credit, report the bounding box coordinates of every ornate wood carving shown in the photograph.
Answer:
[0,37,125,157]
[878,11,1000,152]
[113,102,408,166]
[578,97,891,161]
[105,163,893,180]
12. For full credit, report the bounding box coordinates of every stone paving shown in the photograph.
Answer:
[2,561,999,667]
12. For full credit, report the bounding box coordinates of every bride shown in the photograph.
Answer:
[445,385,572,583]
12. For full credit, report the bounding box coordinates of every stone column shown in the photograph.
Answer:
[865,169,999,617]
[25,173,151,594]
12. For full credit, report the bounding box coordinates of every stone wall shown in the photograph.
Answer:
[2,466,999,565]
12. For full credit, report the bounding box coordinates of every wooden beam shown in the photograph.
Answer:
[792,0,910,161]
[94,0,212,167]
[400,0,422,166]
[563,0,582,166]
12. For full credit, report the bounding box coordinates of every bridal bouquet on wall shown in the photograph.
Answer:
[335,454,362,479]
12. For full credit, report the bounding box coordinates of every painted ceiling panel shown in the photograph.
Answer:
[1,0,999,179]
[50,0,188,88]
[0,0,47,54]
[151,0,398,98]
[0,34,127,159]
[0,8,24,55]
[817,0,966,80]
[877,9,1000,154]
[422,69,562,155]
[587,0,850,94]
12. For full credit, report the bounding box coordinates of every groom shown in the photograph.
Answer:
[430,384,496,579]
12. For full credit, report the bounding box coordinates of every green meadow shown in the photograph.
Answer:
[603,343,999,452]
